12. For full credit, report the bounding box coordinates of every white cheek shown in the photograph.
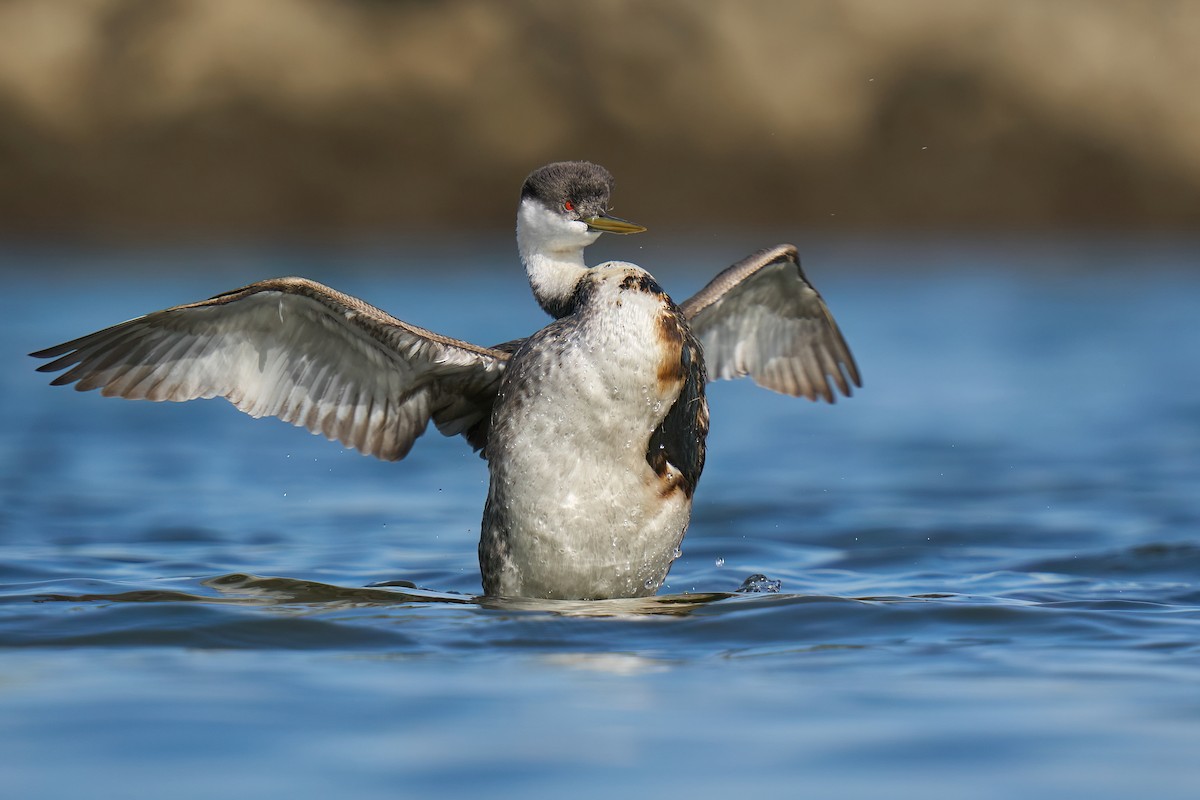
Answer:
[559,217,600,248]
[518,200,600,251]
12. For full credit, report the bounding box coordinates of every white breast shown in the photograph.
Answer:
[480,263,694,599]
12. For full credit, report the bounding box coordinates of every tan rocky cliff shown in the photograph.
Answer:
[1,0,1197,239]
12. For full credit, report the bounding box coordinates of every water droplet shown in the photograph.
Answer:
[714,557,725,567]
[736,574,782,594]
[672,547,683,560]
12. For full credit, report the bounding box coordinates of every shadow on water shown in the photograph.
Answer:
[17,570,979,619]
[28,572,782,616]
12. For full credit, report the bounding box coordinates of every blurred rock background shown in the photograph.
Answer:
[0,0,1197,240]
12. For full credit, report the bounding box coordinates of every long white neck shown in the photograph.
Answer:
[516,197,601,318]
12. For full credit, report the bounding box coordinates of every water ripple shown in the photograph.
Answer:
[2,572,1194,669]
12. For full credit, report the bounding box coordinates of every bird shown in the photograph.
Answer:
[31,161,860,601]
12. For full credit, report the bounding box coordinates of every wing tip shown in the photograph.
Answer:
[30,344,71,360]
[828,363,863,403]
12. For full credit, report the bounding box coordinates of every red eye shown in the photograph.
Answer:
[563,200,575,212]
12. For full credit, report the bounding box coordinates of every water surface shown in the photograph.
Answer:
[2,237,1198,799]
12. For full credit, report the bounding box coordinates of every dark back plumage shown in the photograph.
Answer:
[646,314,708,498]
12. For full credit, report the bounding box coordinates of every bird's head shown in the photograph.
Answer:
[517,161,645,256]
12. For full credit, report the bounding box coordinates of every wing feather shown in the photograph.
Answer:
[32,277,510,461]
[680,245,861,402]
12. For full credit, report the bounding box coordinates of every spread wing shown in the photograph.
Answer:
[31,277,510,461]
[680,244,861,402]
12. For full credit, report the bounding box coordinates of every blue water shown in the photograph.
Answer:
[2,237,1198,799]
